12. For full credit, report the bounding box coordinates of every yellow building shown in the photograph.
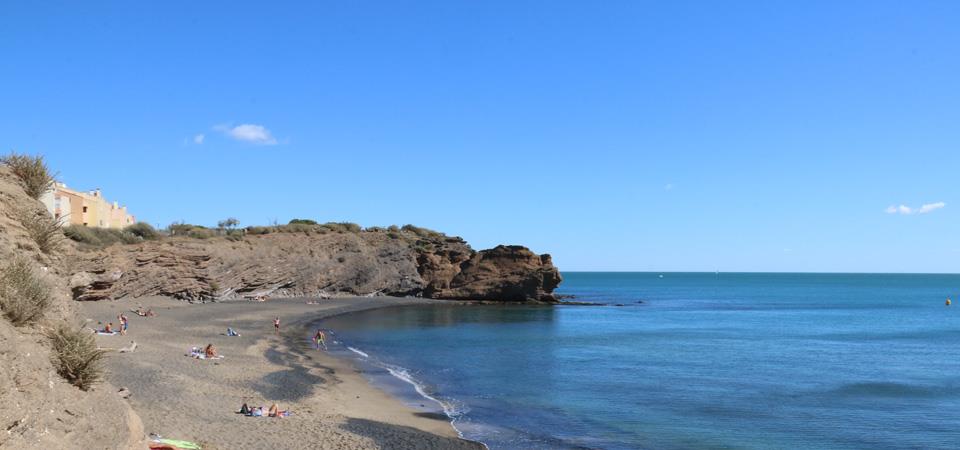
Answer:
[40,183,136,228]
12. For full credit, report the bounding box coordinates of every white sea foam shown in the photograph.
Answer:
[347,347,369,358]
[343,344,475,443]
[381,363,472,439]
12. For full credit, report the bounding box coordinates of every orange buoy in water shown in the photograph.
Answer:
[947,298,952,306]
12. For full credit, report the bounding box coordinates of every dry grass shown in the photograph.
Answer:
[16,206,64,254]
[49,323,105,391]
[0,257,52,326]
[1,152,56,199]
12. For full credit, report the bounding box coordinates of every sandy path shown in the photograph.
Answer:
[79,296,484,450]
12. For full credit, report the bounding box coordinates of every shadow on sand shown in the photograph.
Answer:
[341,418,486,450]
[250,326,336,401]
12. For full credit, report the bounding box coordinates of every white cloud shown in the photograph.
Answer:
[193,134,205,144]
[885,201,945,215]
[214,123,278,145]
[918,202,946,214]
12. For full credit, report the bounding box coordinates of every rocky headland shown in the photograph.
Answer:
[68,227,562,304]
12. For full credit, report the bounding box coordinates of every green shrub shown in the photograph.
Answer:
[1,152,56,199]
[188,228,216,239]
[63,225,101,245]
[412,239,435,251]
[16,207,64,254]
[281,223,315,234]
[387,232,400,239]
[245,226,274,235]
[125,222,160,240]
[0,257,52,326]
[289,218,317,225]
[321,222,361,233]
[64,225,140,247]
[167,222,215,239]
[387,225,400,232]
[401,224,443,238]
[49,323,105,391]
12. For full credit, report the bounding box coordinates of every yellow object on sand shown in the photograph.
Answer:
[947,298,952,306]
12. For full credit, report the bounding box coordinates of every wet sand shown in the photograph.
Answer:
[79,296,484,450]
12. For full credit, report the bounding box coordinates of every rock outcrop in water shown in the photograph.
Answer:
[424,245,563,302]
[69,228,562,303]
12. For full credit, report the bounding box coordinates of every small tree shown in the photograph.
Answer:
[217,218,240,230]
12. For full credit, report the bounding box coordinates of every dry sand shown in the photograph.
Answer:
[78,296,485,450]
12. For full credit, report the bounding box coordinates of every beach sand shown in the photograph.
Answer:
[78,296,484,450]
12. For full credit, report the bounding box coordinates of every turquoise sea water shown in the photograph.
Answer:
[319,273,960,449]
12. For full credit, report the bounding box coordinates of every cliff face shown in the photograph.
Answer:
[424,245,563,302]
[0,166,145,449]
[70,229,562,303]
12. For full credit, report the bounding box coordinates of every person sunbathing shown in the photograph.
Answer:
[104,323,113,333]
[204,344,218,358]
[268,404,280,417]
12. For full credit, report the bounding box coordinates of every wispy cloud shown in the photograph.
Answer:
[214,123,278,145]
[193,134,205,144]
[664,183,674,191]
[885,201,945,215]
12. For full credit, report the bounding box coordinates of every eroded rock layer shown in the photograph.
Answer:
[70,231,562,303]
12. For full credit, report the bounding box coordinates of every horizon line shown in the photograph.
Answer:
[560,270,960,275]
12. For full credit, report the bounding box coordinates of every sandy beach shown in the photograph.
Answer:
[78,296,485,450]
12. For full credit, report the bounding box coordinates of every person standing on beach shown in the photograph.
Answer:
[118,313,129,335]
[274,316,281,334]
[314,329,326,350]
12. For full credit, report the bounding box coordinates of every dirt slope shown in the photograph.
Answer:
[0,165,146,449]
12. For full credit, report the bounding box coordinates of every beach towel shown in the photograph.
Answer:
[151,438,202,450]
[96,331,118,336]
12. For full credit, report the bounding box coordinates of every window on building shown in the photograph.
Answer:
[82,206,88,213]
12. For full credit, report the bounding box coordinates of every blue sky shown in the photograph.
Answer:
[2,1,958,272]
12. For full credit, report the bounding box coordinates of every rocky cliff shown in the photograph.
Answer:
[0,165,146,449]
[69,227,562,303]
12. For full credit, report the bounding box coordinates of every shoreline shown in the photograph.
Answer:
[309,308,475,444]
[78,296,485,449]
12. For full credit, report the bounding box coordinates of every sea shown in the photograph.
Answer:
[317,272,960,449]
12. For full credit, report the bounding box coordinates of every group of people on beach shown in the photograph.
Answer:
[96,312,129,335]
[90,303,349,436]
[134,306,156,317]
